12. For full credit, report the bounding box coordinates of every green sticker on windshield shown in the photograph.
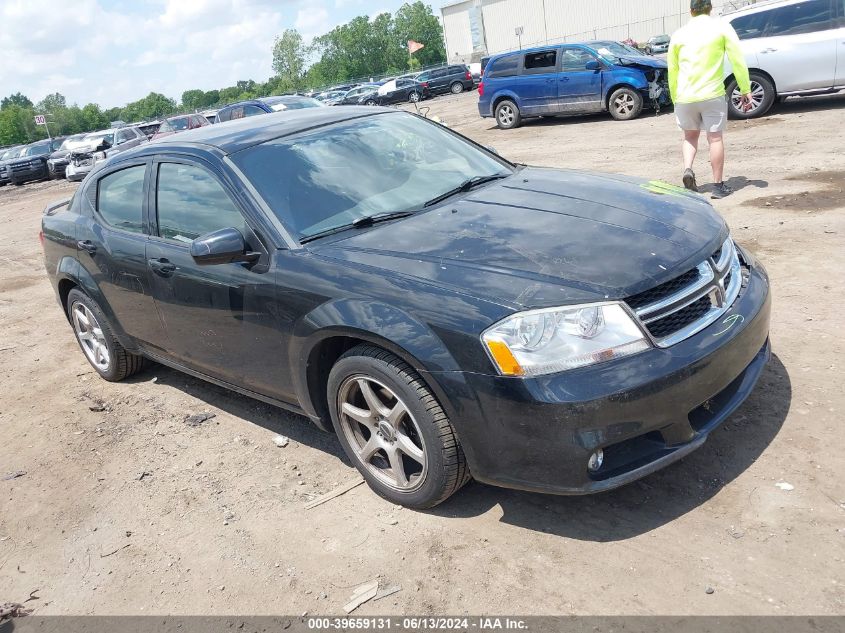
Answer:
[640,180,699,198]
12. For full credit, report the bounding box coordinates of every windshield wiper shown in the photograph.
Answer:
[423,173,510,208]
[299,211,414,244]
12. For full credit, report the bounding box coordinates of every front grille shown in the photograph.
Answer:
[626,268,700,310]
[646,295,712,338]
[625,238,741,347]
[11,162,31,173]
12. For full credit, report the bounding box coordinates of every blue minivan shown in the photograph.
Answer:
[478,41,671,129]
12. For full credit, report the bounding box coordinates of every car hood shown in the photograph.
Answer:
[49,149,71,160]
[616,55,668,69]
[314,168,727,309]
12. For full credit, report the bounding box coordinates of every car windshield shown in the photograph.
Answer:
[264,96,323,111]
[59,137,85,151]
[653,35,670,44]
[232,111,513,240]
[168,117,191,131]
[592,41,641,59]
[1,148,20,160]
[21,142,51,157]
[84,132,115,147]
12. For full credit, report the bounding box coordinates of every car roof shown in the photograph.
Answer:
[142,106,391,155]
[723,0,802,16]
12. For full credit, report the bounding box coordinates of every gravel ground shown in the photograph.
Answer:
[1,91,843,616]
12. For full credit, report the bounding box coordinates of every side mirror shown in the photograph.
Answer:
[190,227,260,265]
[585,60,601,71]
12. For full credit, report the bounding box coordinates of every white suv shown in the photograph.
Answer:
[723,0,845,118]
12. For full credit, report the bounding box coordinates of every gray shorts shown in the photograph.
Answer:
[675,96,728,133]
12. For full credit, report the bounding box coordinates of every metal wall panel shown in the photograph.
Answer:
[441,0,735,61]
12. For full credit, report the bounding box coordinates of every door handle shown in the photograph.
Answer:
[761,48,777,53]
[77,240,97,255]
[148,258,176,276]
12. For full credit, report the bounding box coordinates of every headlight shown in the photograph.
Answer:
[481,303,651,376]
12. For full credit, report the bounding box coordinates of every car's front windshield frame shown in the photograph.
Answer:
[231,111,515,243]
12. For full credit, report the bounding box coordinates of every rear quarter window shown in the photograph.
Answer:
[487,55,520,78]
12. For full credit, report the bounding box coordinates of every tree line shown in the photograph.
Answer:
[0,1,445,146]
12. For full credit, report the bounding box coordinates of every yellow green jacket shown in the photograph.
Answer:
[668,15,751,104]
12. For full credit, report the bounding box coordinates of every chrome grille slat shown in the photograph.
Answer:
[626,237,741,347]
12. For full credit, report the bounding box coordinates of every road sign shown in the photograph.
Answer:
[34,115,46,125]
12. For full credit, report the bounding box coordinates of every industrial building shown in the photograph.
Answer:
[440,0,751,63]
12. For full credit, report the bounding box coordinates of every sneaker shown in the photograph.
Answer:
[682,168,698,192]
[710,182,734,199]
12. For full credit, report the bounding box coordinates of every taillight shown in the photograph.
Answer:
[478,81,484,97]
[465,71,472,80]
[422,82,429,88]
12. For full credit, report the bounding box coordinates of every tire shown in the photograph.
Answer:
[450,82,464,94]
[327,344,470,509]
[364,99,377,106]
[608,87,643,120]
[408,91,421,103]
[494,99,521,130]
[727,72,775,119]
[66,288,146,382]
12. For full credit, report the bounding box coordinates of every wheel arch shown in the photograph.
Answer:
[291,300,468,434]
[491,91,522,114]
[724,68,778,94]
[603,82,645,110]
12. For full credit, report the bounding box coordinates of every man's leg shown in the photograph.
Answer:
[707,131,724,183]
[683,130,701,170]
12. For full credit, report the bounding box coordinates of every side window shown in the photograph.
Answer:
[430,68,447,79]
[242,105,266,117]
[523,50,557,73]
[730,11,770,40]
[116,129,133,144]
[156,163,246,243]
[560,48,595,72]
[96,165,146,234]
[488,55,520,78]
[766,0,834,36]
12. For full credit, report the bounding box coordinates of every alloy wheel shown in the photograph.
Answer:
[498,104,515,127]
[614,93,635,116]
[409,92,420,102]
[337,375,427,491]
[72,302,110,371]
[732,80,765,114]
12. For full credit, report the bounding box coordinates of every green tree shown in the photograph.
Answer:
[272,29,306,87]
[36,92,67,113]
[394,1,446,67]
[181,89,206,111]
[0,105,31,144]
[1,92,33,110]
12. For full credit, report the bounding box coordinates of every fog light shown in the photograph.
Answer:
[588,449,604,472]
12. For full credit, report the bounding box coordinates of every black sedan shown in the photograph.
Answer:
[358,79,430,105]
[42,107,771,508]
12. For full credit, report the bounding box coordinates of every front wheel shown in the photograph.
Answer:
[408,91,421,103]
[364,99,377,106]
[727,73,775,119]
[67,288,146,382]
[327,345,470,509]
[608,87,643,120]
[494,99,521,129]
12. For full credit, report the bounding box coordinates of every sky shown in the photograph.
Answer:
[0,0,420,109]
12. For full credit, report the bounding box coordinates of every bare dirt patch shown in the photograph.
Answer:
[743,169,845,212]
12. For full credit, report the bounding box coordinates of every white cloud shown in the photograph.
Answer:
[295,6,331,40]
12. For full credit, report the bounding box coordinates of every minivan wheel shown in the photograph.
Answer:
[67,288,146,382]
[727,73,774,119]
[608,87,643,120]
[450,82,464,94]
[494,99,521,129]
[408,91,421,103]
[327,345,470,509]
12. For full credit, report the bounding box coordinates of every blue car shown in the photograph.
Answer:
[478,41,671,129]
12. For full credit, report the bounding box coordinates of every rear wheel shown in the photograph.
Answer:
[67,288,146,382]
[727,73,775,119]
[494,99,521,129]
[364,99,377,106]
[408,91,421,103]
[450,82,464,94]
[327,345,470,509]
[608,87,643,120]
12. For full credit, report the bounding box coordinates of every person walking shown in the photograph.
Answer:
[668,0,753,199]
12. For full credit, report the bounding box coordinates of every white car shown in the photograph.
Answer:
[723,0,845,118]
[66,126,147,182]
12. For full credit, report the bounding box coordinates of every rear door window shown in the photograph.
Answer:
[156,162,246,243]
[765,0,834,35]
[523,50,557,74]
[96,165,146,234]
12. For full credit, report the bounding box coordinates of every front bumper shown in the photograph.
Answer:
[48,160,68,177]
[446,247,771,495]
[66,159,95,182]
[9,162,48,183]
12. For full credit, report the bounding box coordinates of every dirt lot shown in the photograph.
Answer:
[1,92,844,616]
